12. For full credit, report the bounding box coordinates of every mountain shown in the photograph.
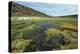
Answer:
[9,1,50,17]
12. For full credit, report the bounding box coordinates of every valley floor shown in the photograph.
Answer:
[10,17,78,52]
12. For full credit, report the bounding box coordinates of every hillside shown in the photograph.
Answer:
[9,1,50,17]
[55,15,78,18]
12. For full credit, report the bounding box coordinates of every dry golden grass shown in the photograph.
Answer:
[61,23,77,31]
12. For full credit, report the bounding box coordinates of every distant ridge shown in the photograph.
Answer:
[10,1,50,17]
[55,15,78,18]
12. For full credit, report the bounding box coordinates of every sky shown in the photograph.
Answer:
[14,1,78,16]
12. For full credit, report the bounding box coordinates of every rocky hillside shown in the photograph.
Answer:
[9,1,50,17]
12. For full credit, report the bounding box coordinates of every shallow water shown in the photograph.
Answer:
[36,23,58,29]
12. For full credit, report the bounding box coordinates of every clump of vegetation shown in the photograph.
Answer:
[63,30,78,38]
[11,39,33,52]
[26,25,39,31]
[45,28,62,38]
[44,28,71,49]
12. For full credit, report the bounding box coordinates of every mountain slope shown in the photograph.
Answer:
[10,1,50,17]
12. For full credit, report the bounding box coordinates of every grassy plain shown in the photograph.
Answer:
[11,16,78,52]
